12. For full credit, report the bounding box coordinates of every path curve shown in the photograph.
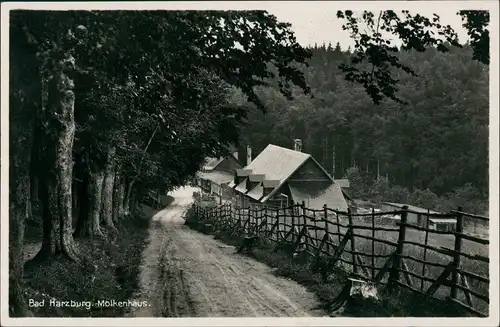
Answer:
[128,186,325,317]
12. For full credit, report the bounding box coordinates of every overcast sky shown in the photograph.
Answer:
[267,6,469,49]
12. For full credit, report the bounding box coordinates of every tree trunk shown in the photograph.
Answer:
[123,178,131,216]
[33,54,79,262]
[112,170,122,222]
[10,154,30,317]
[118,178,126,217]
[89,168,106,236]
[74,164,105,238]
[123,180,135,216]
[9,113,32,316]
[101,147,117,231]
[113,171,126,221]
[26,177,32,219]
[130,189,139,215]
[74,174,90,237]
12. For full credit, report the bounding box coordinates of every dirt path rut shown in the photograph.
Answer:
[128,186,325,317]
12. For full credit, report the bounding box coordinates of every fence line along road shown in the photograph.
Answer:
[193,200,490,317]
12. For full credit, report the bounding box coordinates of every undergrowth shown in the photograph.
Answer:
[22,205,157,317]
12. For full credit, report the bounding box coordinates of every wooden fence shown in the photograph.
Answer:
[193,201,490,317]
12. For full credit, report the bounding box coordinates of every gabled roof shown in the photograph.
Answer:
[196,171,234,185]
[202,157,225,171]
[202,153,241,171]
[232,144,341,203]
[245,144,310,182]
[243,144,311,201]
[288,181,349,212]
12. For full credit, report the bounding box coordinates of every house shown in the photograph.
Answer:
[196,153,242,203]
[228,143,349,212]
[381,202,456,232]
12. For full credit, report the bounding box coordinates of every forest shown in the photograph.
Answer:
[237,43,489,214]
[7,9,489,317]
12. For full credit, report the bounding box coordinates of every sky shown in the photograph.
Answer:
[265,5,469,49]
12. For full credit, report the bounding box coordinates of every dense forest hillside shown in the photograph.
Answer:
[237,43,489,214]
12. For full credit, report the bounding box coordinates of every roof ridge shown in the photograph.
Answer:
[266,143,311,157]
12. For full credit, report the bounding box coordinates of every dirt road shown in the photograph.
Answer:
[129,186,325,317]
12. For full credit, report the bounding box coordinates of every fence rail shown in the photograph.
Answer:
[193,201,490,317]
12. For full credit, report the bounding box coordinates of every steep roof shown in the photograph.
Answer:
[232,144,348,209]
[196,171,234,185]
[245,144,311,182]
[202,154,241,171]
[242,144,311,201]
[288,181,349,212]
[202,157,225,171]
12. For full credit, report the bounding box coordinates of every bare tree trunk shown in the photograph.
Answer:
[89,168,105,236]
[9,119,32,316]
[130,189,139,215]
[123,180,135,216]
[113,170,125,222]
[33,54,79,262]
[26,178,32,219]
[101,147,117,232]
[74,164,105,238]
[10,157,30,317]
[118,178,125,217]
[74,174,90,237]
[112,170,121,223]
[123,178,131,216]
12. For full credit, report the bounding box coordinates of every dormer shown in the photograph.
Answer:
[262,179,280,197]
[234,169,252,186]
[246,174,265,192]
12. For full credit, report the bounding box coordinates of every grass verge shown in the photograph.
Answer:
[22,206,155,317]
[184,204,471,317]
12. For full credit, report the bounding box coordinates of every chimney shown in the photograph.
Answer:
[246,145,252,165]
[294,139,302,152]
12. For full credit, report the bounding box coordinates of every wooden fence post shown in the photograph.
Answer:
[264,206,268,232]
[420,208,430,291]
[276,208,280,241]
[347,208,357,274]
[371,208,375,280]
[450,206,464,300]
[302,201,307,250]
[301,201,307,226]
[323,204,329,253]
[389,205,408,288]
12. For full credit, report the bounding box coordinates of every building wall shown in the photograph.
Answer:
[214,155,242,173]
[200,179,211,193]
[288,158,330,181]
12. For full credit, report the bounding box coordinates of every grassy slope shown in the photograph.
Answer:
[21,196,174,317]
